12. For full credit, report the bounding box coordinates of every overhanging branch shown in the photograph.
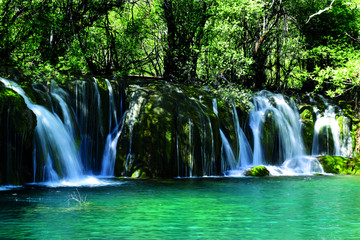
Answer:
[305,0,335,24]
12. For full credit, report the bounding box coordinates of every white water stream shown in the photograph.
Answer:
[1,78,83,182]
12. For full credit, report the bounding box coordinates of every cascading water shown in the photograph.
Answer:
[340,116,353,157]
[74,79,104,173]
[226,91,324,176]
[213,99,253,173]
[124,86,145,172]
[0,78,83,182]
[100,79,124,177]
[0,77,128,186]
[100,112,126,176]
[232,104,253,168]
[1,75,355,183]
[212,99,236,171]
[311,95,352,157]
[219,130,237,171]
[50,86,76,138]
[250,91,305,164]
[106,79,118,131]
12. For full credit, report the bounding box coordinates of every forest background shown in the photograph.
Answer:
[0,0,359,102]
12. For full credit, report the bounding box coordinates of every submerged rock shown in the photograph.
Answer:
[317,155,360,174]
[244,166,270,177]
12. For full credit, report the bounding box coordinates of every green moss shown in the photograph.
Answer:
[115,82,223,178]
[0,82,36,185]
[244,166,270,177]
[317,155,360,174]
[300,109,313,121]
[131,169,149,178]
[95,77,109,92]
[353,125,360,155]
[338,115,344,139]
[299,105,315,154]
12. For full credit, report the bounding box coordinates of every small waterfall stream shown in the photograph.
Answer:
[1,78,83,182]
[226,91,325,176]
[311,95,352,157]
[250,91,305,164]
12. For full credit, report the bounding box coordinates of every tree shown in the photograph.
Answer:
[198,0,301,90]
[287,0,360,93]
[161,0,216,83]
[0,0,50,66]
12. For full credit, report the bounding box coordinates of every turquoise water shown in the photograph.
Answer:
[1,176,360,239]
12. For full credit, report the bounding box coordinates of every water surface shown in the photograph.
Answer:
[1,176,360,239]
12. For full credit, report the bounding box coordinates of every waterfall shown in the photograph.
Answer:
[340,117,353,157]
[1,78,83,181]
[213,99,253,173]
[73,78,113,173]
[50,89,75,137]
[220,130,237,171]
[1,76,354,182]
[232,104,253,168]
[188,118,194,177]
[124,86,145,172]
[213,99,236,171]
[229,90,325,176]
[105,79,118,131]
[249,91,305,165]
[100,120,125,176]
[311,96,351,156]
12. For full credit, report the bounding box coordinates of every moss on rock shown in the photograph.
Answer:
[0,82,37,185]
[131,168,150,178]
[113,81,251,178]
[244,166,270,177]
[299,105,315,154]
[317,155,360,174]
[354,126,360,155]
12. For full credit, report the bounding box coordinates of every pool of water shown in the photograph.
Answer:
[1,176,360,239]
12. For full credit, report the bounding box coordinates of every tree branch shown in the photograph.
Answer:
[306,0,335,24]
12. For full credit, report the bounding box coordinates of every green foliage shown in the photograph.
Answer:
[318,155,360,174]
[213,83,252,112]
[0,0,359,100]
[305,44,360,97]
[161,0,217,83]
[197,0,263,85]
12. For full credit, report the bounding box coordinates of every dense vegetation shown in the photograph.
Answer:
[0,0,359,100]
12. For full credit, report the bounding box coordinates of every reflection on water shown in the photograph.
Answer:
[1,176,360,239]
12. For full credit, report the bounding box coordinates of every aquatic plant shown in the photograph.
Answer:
[67,189,88,207]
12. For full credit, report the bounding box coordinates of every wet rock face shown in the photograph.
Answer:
[260,110,280,165]
[317,125,336,155]
[299,106,315,155]
[0,84,36,185]
[115,83,224,178]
